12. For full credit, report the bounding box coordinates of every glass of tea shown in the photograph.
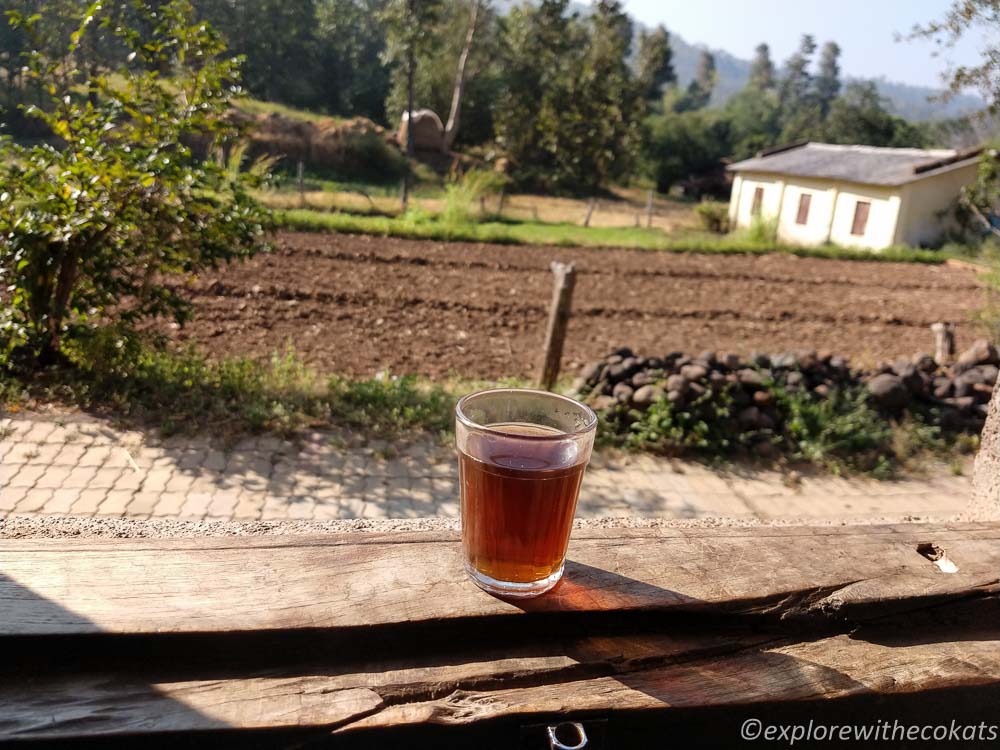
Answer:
[455,388,597,598]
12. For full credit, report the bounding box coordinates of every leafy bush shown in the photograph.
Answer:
[595,378,958,477]
[778,386,893,476]
[601,385,755,456]
[694,200,730,233]
[0,0,271,365]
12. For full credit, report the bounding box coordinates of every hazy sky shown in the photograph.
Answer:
[621,0,987,89]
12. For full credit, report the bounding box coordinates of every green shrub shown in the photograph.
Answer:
[694,200,730,233]
[0,0,271,366]
[777,386,894,476]
[745,215,779,244]
[441,169,509,224]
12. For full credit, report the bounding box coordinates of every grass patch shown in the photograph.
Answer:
[1,328,455,440]
[234,97,335,124]
[274,208,948,264]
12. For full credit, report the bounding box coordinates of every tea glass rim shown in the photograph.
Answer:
[455,387,598,441]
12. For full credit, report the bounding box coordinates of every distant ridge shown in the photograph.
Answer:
[668,34,983,121]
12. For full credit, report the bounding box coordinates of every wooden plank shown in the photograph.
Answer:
[5,625,998,741]
[0,632,771,740]
[1,524,998,637]
[3,678,380,739]
[336,632,1000,736]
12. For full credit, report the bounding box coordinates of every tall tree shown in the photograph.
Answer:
[679,50,715,111]
[778,34,821,142]
[748,43,775,90]
[823,81,926,147]
[381,0,442,206]
[814,41,842,115]
[494,0,638,192]
[313,0,391,121]
[635,24,675,102]
[442,0,486,152]
[194,0,320,106]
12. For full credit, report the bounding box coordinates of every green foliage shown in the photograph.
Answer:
[642,108,729,193]
[635,25,675,102]
[274,207,948,263]
[674,51,716,112]
[694,200,730,233]
[907,1,1000,114]
[743,215,779,244]
[384,0,500,147]
[3,325,455,438]
[494,0,640,193]
[778,385,893,475]
[724,88,782,160]
[603,386,751,456]
[441,169,508,223]
[748,43,775,91]
[0,0,271,365]
[594,378,965,477]
[823,82,928,147]
[327,373,455,437]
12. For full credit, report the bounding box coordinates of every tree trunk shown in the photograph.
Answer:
[441,0,481,154]
[402,1,415,211]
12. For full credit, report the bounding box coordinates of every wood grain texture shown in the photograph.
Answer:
[1,523,998,637]
[337,633,1000,734]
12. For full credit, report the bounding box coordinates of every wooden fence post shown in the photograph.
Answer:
[583,199,596,227]
[931,322,955,365]
[539,262,576,391]
[297,161,305,207]
[497,188,506,217]
[646,189,654,228]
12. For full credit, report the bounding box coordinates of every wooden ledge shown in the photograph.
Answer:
[1,522,998,746]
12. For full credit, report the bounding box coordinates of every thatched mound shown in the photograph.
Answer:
[397,109,444,152]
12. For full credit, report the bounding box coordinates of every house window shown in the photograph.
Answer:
[795,193,811,225]
[750,187,764,216]
[851,201,871,236]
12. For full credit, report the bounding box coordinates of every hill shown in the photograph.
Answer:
[668,34,984,121]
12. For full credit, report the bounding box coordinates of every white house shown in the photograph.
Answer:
[726,142,981,249]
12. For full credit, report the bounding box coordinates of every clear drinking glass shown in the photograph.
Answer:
[455,388,598,598]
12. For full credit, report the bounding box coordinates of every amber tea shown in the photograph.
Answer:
[455,391,596,598]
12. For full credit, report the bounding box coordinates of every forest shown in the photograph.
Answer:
[0,0,990,195]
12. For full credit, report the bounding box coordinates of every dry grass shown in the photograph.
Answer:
[258,186,701,231]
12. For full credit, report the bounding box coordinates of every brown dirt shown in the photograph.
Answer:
[164,231,990,380]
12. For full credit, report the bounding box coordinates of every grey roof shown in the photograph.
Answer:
[727,142,981,186]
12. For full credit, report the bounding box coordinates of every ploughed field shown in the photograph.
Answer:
[167,231,988,379]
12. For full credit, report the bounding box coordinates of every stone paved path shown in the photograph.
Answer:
[0,413,973,522]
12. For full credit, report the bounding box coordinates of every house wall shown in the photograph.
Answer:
[828,184,901,249]
[774,177,843,246]
[729,162,980,250]
[728,170,906,249]
[894,162,978,247]
[730,174,788,229]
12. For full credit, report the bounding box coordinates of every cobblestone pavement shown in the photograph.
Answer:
[0,413,973,522]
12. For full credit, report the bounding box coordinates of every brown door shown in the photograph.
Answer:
[851,201,871,236]
[750,187,764,216]
[795,193,811,225]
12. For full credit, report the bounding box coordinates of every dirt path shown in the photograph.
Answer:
[164,231,989,379]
